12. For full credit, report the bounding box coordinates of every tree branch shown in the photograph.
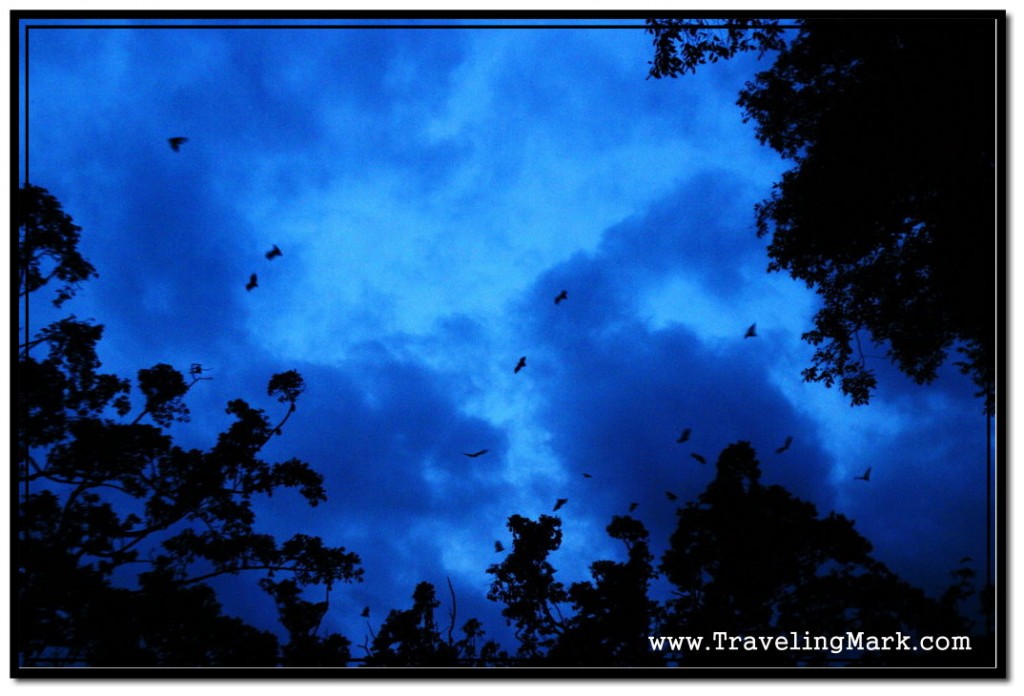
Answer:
[446,576,457,646]
[180,563,305,587]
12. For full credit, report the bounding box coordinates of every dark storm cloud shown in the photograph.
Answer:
[26,30,320,354]
[599,172,771,296]
[509,169,781,349]
[537,320,833,506]
[507,176,838,566]
[504,163,991,610]
[830,361,991,597]
[139,329,523,647]
[272,356,509,518]
[214,344,520,641]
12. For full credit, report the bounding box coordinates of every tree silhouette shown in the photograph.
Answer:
[649,17,998,411]
[17,184,363,667]
[471,445,985,667]
[547,516,663,666]
[660,441,981,666]
[367,582,455,665]
[486,514,568,661]
[261,578,352,666]
[78,567,281,666]
[18,183,97,308]
[366,581,504,666]
[645,18,786,78]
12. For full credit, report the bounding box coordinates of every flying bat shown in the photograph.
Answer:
[745,323,758,338]
[246,273,258,291]
[854,466,872,481]
[676,428,692,443]
[168,137,188,152]
[360,606,370,618]
[463,449,489,458]
[554,290,568,305]
[265,244,283,260]
[553,498,568,512]
[629,502,639,512]
[514,356,527,374]
[582,473,593,478]
[494,541,505,553]
[691,453,707,465]
[959,556,973,564]
[775,436,793,454]
[665,491,678,501]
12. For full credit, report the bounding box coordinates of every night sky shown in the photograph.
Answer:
[12,13,1002,671]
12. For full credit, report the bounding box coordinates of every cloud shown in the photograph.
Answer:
[508,178,837,545]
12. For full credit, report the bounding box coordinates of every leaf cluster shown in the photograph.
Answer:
[646,18,789,79]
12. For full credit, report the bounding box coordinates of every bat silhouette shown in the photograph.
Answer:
[246,273,258,291]
[265,244,282,260]
[665,491,678,501]
[554,290,568,304]
[168,137,188,152]
[463,449,489,458]
[629,502,639,512]
[553,498,568,512]
[775,436,793,454]
[959,556,973,564]
[514,357,527,374]
[854,466,872,481]
[676,428,692,443]
[582,473,593,478]
[691,453,707,465]
[745,323,757,338]
[360,606,370,618]
[495,540,505,553]
[189,363,212,376]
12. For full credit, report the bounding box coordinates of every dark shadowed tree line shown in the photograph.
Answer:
[16,183,991,667]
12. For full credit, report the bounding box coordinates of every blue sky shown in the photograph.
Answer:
[15,15,997,655]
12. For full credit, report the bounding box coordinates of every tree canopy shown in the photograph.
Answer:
[646,18,787,78]
[17,184,363,666]
[648,17,998,411]
[658,442,975,666]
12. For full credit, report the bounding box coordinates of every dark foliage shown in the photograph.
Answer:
[645,18,788,78]
[486,514,568,661]
[261,578,352,666]
[17,183,97,307]
[658,442,980,666]
[547,516,664,665]
[17,184,362,667]
[649,18,997,411]
[365,581,505,666]
[475,441,987,667]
